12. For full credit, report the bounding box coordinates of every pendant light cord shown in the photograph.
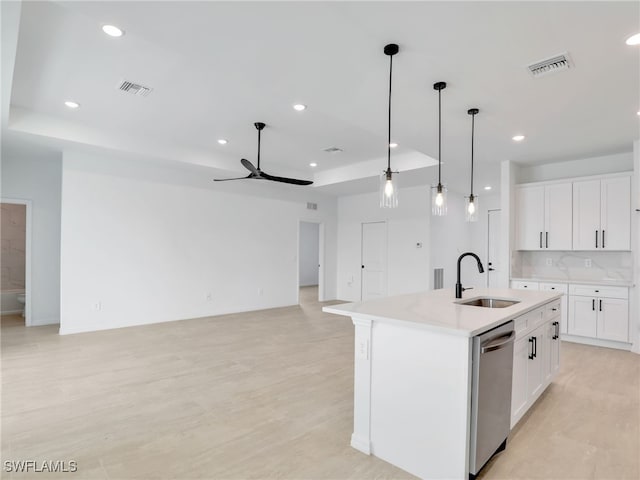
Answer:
[470,112,475,196]
[438,88,442,187]
[387,53,393,172]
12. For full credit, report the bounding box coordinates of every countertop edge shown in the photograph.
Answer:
[323,292,563,337]
[510,277,635,287]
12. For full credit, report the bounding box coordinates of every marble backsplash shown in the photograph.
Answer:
[512,250,634,284]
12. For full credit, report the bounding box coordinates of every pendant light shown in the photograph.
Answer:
[465,108,479,222]
[431,82,447,215]
[380,43,399,208]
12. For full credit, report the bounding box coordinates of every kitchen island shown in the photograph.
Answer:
[323,287,563,480]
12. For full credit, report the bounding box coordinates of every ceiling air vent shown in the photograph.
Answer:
[322,147,343,154]
[117,80,153,97]
[527,53,572,78]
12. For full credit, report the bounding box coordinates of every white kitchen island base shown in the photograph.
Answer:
[325,288,562,480]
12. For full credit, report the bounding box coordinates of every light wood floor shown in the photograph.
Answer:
[1,287,638,479]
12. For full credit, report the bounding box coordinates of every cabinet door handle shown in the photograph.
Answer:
[546,232,549,248]
[602,230,605,249]
[592,299,595,311]
[533,336,537,358]
[553,321,559,340]
[599,299,602,312]
[528,337,534,360]
[595,230,599,248]
[540,232,543,249]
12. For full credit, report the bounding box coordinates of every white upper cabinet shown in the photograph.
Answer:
[572,180,601,250]
[544,183,573,250]
[515,183,571,250]
[600,177,631,251]
[573,176,631,251]
[515,186,545,250]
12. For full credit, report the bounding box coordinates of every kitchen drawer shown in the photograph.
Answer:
[539,282,568,294]
[511,281,540,291]
[568,284,628,299]
[514,306,544,336]
[543,300,562,320]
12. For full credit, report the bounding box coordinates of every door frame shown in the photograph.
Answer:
[486,208,501,288]
[296,220,325,303]
[1,197,32,326]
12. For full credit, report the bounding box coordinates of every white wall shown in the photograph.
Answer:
[632,140,639,353]
[299,221,319,286]
[337,186,430,301]
[516,152,633,183]
[1,152,61,325]
[60,150,337,335]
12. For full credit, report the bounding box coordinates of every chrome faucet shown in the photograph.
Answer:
[456,252,485,299]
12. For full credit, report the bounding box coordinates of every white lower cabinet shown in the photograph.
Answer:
[511,301,561,429]
[567,284,629,343]
[539,282,568,335]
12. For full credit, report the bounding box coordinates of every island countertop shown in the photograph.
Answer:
[323,287,562,337]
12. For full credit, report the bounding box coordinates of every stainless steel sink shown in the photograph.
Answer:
[458,297,520,308]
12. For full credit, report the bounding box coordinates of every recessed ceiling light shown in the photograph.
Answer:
[637,111,640,116]
[625,33,640,46]
[64,101,80,109]
[217,139,228,145]
[512,134,525,142]
[484,186,492,191]
[102,24,125,37]
[389,142,398,148]
[293,104,306,111]
[309,162,317,167]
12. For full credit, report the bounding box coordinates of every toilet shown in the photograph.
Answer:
[16,293,25,317]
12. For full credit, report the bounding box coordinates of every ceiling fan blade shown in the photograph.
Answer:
[261,171,313,186]
[213,174,253,182]
[241,158,259,175]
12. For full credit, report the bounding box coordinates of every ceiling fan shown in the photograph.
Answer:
[214,122,313,185]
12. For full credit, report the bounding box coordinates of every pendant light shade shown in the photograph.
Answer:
[431,82,447,216]
[465,108,479,222]
[380,43,399,208]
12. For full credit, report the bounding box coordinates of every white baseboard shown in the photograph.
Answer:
[1,309,23,315]
[350,433,371,455]
[562,334,632,351]
[31,316,60,326]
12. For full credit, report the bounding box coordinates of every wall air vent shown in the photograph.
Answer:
[306,202,318,210]
[527,53,572,78]
[117,80,153,97]
[322,147,343,154]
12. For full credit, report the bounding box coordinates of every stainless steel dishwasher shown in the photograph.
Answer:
[469,320,515,479]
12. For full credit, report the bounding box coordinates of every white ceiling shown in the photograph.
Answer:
[6,1,640,195]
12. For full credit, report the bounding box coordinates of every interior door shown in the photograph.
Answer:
[544,183,572,250]
[572,180,601,250]
[600,177,631,251]
[487,209,502,287]
[361,222,387,301]
[515,186,544,250]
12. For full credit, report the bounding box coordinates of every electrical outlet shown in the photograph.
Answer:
[546,258,553,266]
[206,293,212,302]
[92,302,101,311]
[585,258,592,268]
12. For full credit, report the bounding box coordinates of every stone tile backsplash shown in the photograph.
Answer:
[512,250,633,284]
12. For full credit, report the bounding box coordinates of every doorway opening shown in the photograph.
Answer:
[1,199,31,326]
[487,209,502,288]
[297,221,324,305]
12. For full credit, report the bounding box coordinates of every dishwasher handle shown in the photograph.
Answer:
[481,331,516,354]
